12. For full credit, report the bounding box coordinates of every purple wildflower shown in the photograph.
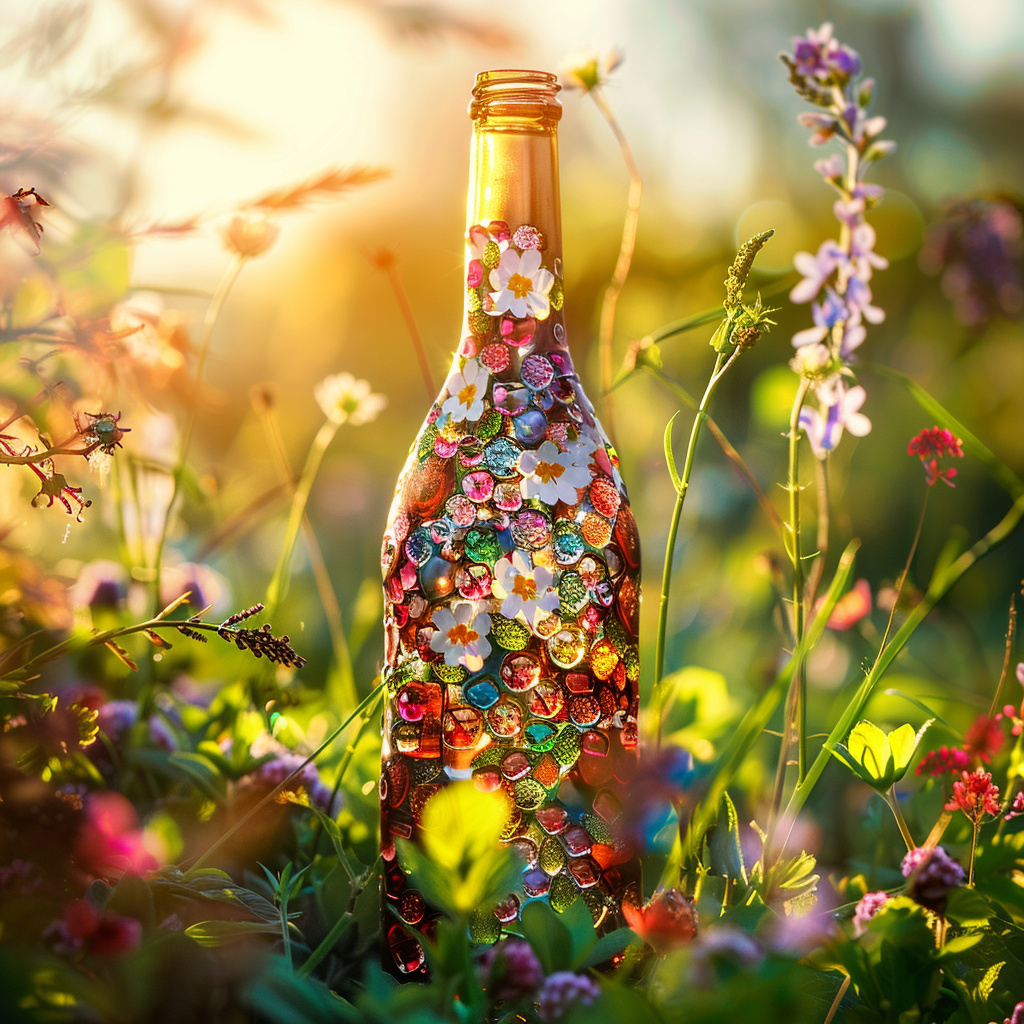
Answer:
[479,939,544,1003]
[799,384,871,459]
[535,972,602,1022]
[1005,1000,1024,1024]
[791,242,844,304]
[901,846,965,914]
[852,891,890,937]
[244,734,339,814]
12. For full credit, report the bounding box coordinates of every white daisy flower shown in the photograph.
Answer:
[315,372,387,426]
[491,551,560,628]
[519,440,592,506]
[441,358,489,422]
[428,602,492,671]
[487,248,555,320]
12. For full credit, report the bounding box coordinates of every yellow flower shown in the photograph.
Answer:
[558,47,624,93]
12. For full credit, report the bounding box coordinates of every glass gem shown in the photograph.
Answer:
[617,576,640,636]
[567,695,601,727]
[462,470,495,503]
[511,836,539,866]
[514,778,546,810]
[557,572,588,615]
[581,512,612,548]
[469,906,501,945]
[480,342,510,373]
[512,224,542,249]
[535,388,555,412]
[603,544,624,578]
[521,353,555,390]
[434,435,458,459]
[589,639,619,681]
[500,651,542,692]
[442,706,484,749]
[524,720,557,749]
[492,482,523,512]
[553,322,566,343]
[562,825,593,858]
[399,889,426,924]
[547,624,588,670]
[614,504,641,568]
[490,613,531,651]
[486,698,523,739]
[397,684,429,722]
[446,494,477,527]
[420,556,455,600]
[552,522,585,566]
[473,766,503,792]
[581,730,610,757]
[565,672,593,694]
[593,789,622,823]
[477,407,502,439]
[501,316,536,348]
[464,676,501,710]
[493,384,530,416]
[465,527,501,565]
[535,805,569,835]
[528,681,565,719]
[532,753,560,787]
[589,476,621,518]
[387,924,425,974]
[551,725,582,767]
[404,527,434,567]
[455,562,492,600]
[511,509,551,550]
[494,894,520,923]
[386,758,409,808]
[513,409,548,446]
[539,837,566,876]
[592,580,616,608]
[567,857,600,888]
[500,750,532,781]
[485,436,522,478]
[428,519,455,545]
[548,874,577,912]
[522,869,550,898]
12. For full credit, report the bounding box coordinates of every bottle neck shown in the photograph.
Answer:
[453,71,568,382]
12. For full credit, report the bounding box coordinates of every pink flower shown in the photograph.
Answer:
[622,888,698,955]
[478,939,544,1003]
[908,426,965,487]
[44,900,142,957]
[536,972,602,1022]
[74,792,160,880]
[945,768,1001,824]
[915,745,970,777]
[852,891,890,936]
[790,241,843,304]
[962,714,1005,764]
[824,578,872,630]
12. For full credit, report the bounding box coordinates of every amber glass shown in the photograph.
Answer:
[379,69,641,978]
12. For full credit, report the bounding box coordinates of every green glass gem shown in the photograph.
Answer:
[465,528,501,565]
[551,725,581,767]
[582,887,608,922]
[471,745,504,769]
[418,424,438,460]
[539,838,566,876]
[549,874,578,913]
[432,661,468,685]
[623,644,640,681]
[466,288,483,313]
[604,617,629,650]
[549,279,564,311]
[407,758,443,785]
[557,572,588,615]
[482,240,501,268]
[468,310,494,336]
[582,812,614,845]
[469,907,501,945]
[490,613,530,651]
[476,408,502,440]
[514,778,546,811]
[524,720,557,750]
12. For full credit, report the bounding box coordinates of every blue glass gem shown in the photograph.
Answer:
[464,676,501,710]
[513,409,548,446]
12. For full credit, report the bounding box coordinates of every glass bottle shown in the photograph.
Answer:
[379,69,641,978]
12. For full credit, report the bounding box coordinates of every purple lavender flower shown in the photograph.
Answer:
[799,384,871,459]
[901,845,965,913]
[852,890,890,937]
[920,197,1024,326]
[245,734,340,814]
[535,972,602,1022]
[479,939,544,1003]
[791,242,844,304]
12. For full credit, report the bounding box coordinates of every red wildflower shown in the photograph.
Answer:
[623,888,698,955]
[1005,791,1024,822]
[45,900,142,957]
[962,714,1005,764]
[945,768,1001,824]
[915,745,970,777]
[825,578,872,630]
[908,426,964,487]
[73,792,161,880]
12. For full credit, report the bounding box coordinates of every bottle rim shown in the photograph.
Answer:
[469,69,562,124]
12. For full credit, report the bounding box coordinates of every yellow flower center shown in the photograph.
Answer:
[447,623,478,646]
[457,382,477,407]
[512,575,538,601]
[534,460,565,485]
[508,273,533,300]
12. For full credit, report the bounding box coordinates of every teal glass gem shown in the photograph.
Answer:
[464,676,501,710]
[465,527,501,565]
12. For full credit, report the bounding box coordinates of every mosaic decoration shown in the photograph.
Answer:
[380,220,641,977]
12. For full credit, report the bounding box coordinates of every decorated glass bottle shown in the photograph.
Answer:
[379,69,642,977]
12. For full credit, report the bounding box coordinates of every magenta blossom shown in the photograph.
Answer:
[852,891,890,937]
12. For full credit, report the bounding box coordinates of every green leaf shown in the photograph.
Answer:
[560,896,598,968]
[883,690,958,735]
[186,920,283,946]
[520,899,573,974]
[864,362,1024,499]
[663,411,683,494]
[580,928,641,970]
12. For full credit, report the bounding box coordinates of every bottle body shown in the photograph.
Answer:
[379,72,640,978]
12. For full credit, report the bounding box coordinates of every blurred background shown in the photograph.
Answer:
[2,0,1023,869]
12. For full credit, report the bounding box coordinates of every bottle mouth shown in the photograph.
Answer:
[469,69,561,125]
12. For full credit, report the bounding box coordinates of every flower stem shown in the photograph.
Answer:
[654,350,737,721]
[380,258,436,400]
[875,486,931,661]
[264,418,340,620]
[589,84,643,442]
[968,821,979,886]
[885,788,915,852]
[787,378,811,781]
[152,254,246,615]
